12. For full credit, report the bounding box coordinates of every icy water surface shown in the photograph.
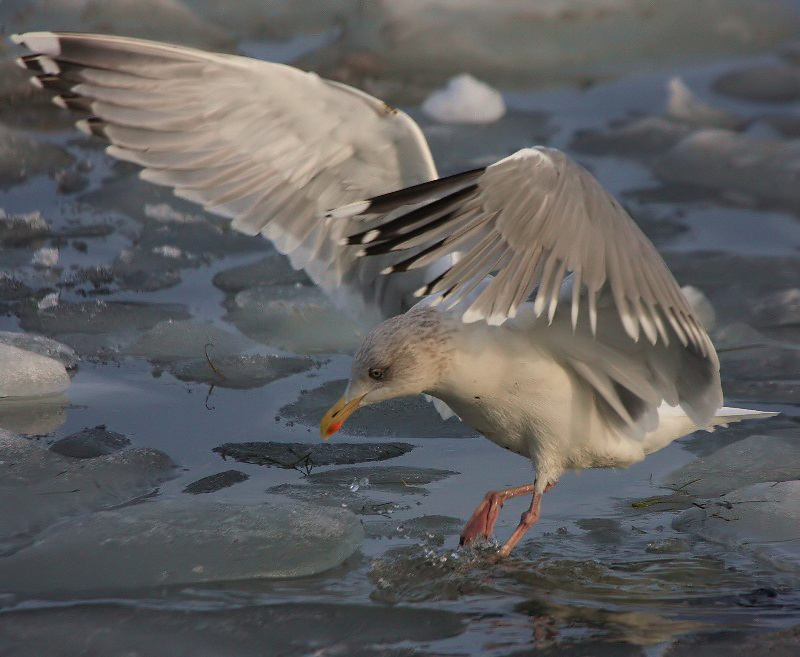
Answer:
[1,1,800,655]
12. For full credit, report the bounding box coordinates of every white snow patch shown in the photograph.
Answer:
[31,247,58,268]
[422,74,505,124]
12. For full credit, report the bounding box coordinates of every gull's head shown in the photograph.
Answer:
[320,307,455,439]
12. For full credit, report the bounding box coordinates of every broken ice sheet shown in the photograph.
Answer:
[212,254,310,292]
[16,300,192,359]
[363,514,464,543]
[0,601,465,657]
[224,284,362,353]
[265,481,406,517]
[171,353,313,389]
[123,319,256,364]
[0,123,73,188]
[306,465,458,495]
[662,434,800,498]
[673,481,800,572]
[0,343,70,398]
[0,497,363,594]
[279,379,476,439]
[48,425,131,459]
[665,78,743,130]
[213,440,414,469]
[653,129,800,211]
[0,430,176,555]
[0,210,50,248]
[183,470,249,494]
[713,60,800,103]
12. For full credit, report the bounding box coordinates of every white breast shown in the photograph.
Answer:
[430,322,663,485]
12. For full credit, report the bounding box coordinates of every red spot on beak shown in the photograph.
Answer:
[327,421,342,436]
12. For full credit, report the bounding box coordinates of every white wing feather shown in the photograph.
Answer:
[12,31,439,326]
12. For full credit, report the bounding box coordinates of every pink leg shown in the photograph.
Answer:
[498,491,543,557]
[460,480,556,549]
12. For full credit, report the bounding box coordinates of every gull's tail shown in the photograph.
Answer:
[708,406,779,429]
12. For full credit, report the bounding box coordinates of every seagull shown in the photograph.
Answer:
[12,32,775,556]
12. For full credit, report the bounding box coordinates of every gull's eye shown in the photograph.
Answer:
[368,367,385,381]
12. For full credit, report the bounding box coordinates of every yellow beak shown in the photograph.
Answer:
[319,394,366,440]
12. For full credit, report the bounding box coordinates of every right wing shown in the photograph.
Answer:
[12,31,439,325]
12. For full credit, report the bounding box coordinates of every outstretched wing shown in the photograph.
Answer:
[12,31,439,325]
[338,147,712,358]
[335,146,721,429]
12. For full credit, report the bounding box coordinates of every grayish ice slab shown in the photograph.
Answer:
[124,319,255,364]
[0,431,176,555]
[0,601,464,657]
[654,129,800,210]
[224,284,362,353]
[0,210,50,247]
[16,300,192,358]
[0,123,73,187]
[0,496,364,594]
[0,343,69,398]
[713,60,800,103]
[172,353,312,389]
[663,434,800,498]
[307,465,458,494]
[673,481,800,572]
[212,254,310,292]
[183,469,249,494]
[0,331,78,369]
[49,425,131,459]
[280,379,476,438]
[214,440,414,468]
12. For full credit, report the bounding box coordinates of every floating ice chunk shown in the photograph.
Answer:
[31,247,58,268]
[713,62,800,103]
[654,129,800,209]
[364,514,463,543]
[0,210,49,247]
[212,254,310,292]
[17,300,192,358]
[279,379,476,438]
[124,319,254,364]
[752,288,800,328]
[226,284,362,353]
[0,331,78,369]
[0,344,69,399]
[663,434,800,498]
[0,124,73,186]
[49,426,130,459]
[674,481,800,571]
[308,466,457,495]
[144,203,204,224]
[213,440,414,469]
[0,431,176,554]
[182,470,248,495]
[171,353,312,389]
[7,0,232,49]
[680,285,715,330]
[319,0,800,95]
[151,245,183,259]
[571,116,694,160]
[0,601,465,656]
[666,77,742,130]
[422,74,505,124]
[0,496,363,593]
[37,292,59,310]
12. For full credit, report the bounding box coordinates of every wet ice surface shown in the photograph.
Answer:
[1,2,800,655]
